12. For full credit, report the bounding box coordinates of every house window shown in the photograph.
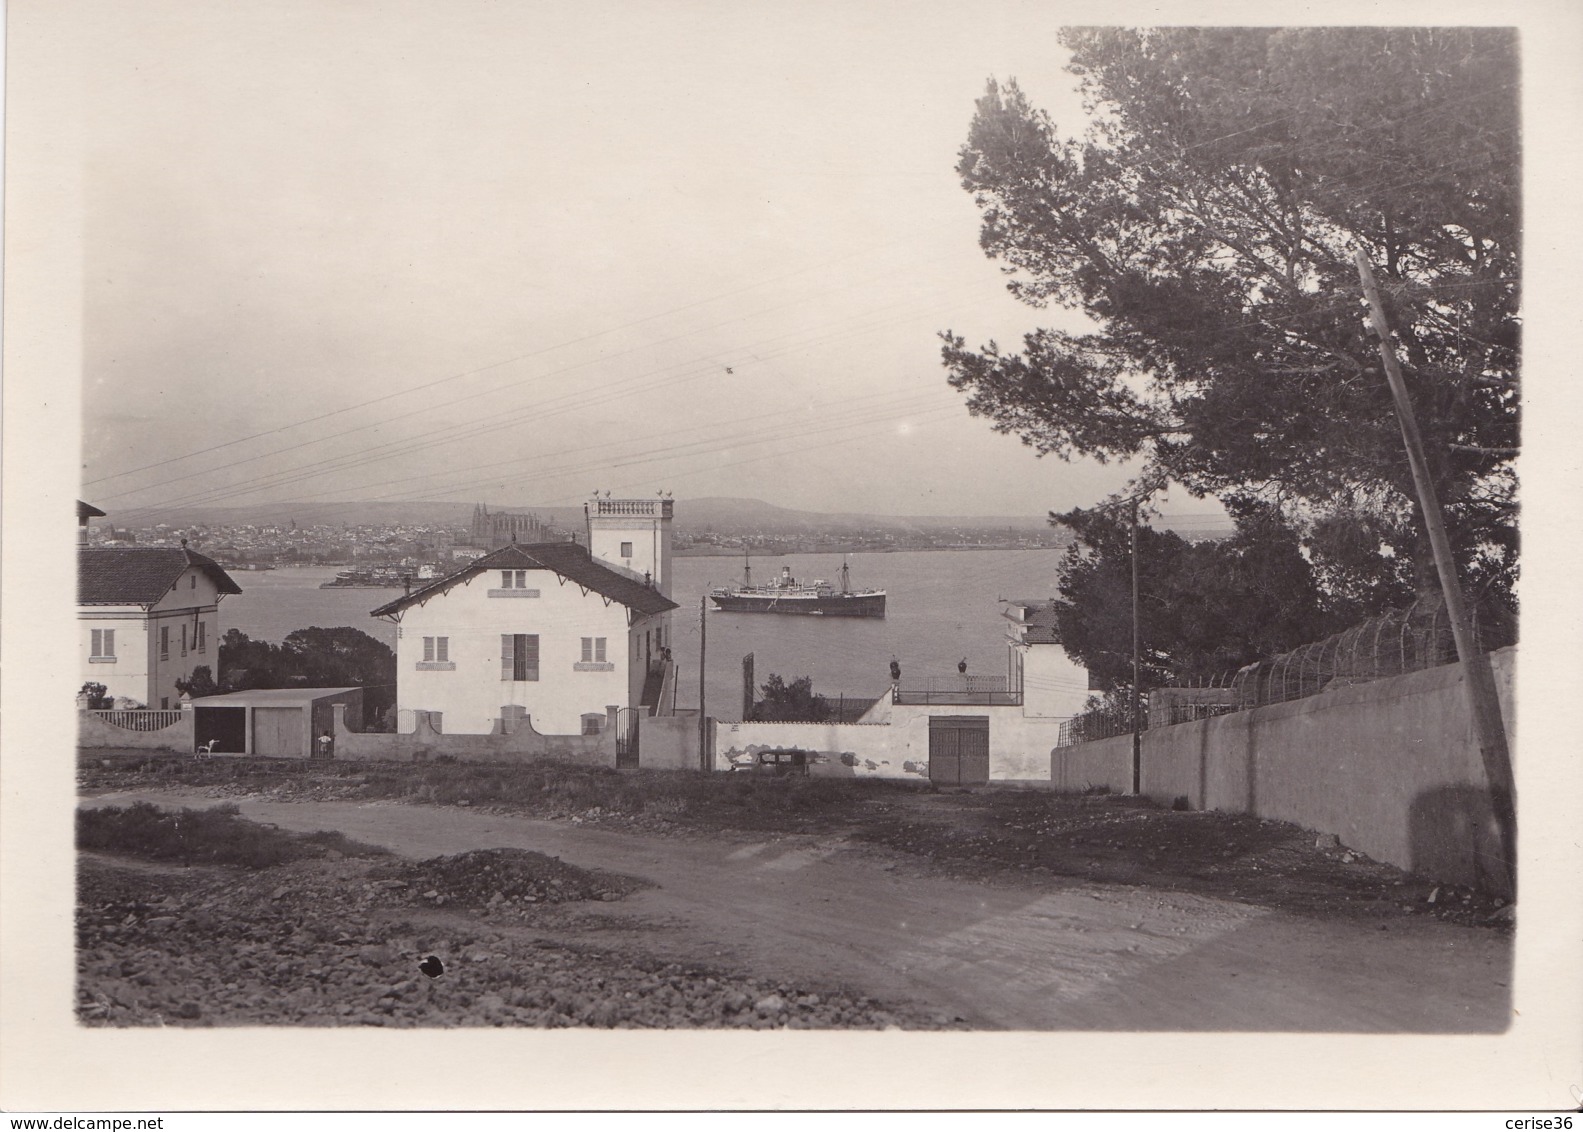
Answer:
[196,622,206,653]
[181,624,188,657]
[90,628,116,661]
[580,637,607,663]
[491,570,540,598]
[160,626,170,660]
[581,713,604,736]
[190,575,196,589]
[418,636,455,670]
[620,541,633,557]
[501,633,539,681]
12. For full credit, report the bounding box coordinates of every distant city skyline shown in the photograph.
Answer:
[73,1,1160,525]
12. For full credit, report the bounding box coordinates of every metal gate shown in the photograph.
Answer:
[928,716,989,786]
[615,707,640,769]
[253,706,305,758]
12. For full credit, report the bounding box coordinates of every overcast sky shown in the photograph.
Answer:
[74,0,1189,525]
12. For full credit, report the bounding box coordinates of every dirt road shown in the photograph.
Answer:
[86,789,1511,1031]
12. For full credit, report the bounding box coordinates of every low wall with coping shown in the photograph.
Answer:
[713,720,913,778]
[1051,731,1134,794]
[716,709,1071,783]
[331,704,616,765]
[78,710,194,752]
[1051,648,1517,892]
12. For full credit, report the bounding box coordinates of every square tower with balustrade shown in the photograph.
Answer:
[584,496,674,599]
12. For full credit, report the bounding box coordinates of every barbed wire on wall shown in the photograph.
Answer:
[1053,593,1515,748]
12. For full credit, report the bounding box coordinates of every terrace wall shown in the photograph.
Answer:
[1051,648,1517,892]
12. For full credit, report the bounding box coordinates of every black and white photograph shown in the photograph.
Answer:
[4,0,1582,1115]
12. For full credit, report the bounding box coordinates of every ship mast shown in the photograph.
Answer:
[841,558,850,593]
[743,552,751,588]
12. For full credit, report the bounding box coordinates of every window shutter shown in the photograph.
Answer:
[502,571,512,589]
[581,637,592,663]
[595,637,606,663]
[103,629,114,657]
[423,637,435,662]
[436,637,448,663]
[91,629,101,656]
[181,625,188,656]
[501,633,514,680]
[523,634,539,681]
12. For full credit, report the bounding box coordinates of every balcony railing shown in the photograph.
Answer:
[892,689,1022,707]
[591,499,672,518]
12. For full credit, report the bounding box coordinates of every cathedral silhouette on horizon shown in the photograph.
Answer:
[470,503,558,548]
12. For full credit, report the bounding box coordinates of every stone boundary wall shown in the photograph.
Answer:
[713,720,919,779]
[1052,648,1517,892]
[330,704,616,766]
[79,710,194,752]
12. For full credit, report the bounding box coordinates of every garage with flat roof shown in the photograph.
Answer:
[190,688,364,758]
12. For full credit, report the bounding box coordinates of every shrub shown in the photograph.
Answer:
[76,802,388,868]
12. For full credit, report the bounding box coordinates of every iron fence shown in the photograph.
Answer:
[88,709,184,732]
[1159,701,1239,726]
[1055,707,1137,747]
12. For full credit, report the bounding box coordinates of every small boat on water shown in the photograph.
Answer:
[709,558,885,618]
[318,567,407,589]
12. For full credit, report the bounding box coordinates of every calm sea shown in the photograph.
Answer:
[222,550,1066,722]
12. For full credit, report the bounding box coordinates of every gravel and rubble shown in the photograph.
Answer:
[76,850,965,1029]
[79,753,1513,929]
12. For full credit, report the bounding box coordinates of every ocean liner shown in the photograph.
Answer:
[708,559,885,618]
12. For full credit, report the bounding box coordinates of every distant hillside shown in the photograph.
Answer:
[144,496,1232,537]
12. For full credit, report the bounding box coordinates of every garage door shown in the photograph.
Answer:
[194,706,246,754]
[253,706,305,758]
[928,716,989,786]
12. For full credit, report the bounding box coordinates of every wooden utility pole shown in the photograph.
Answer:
[698,596,708,771]
[1130,495,1142,795]
[1354,250,1517,895]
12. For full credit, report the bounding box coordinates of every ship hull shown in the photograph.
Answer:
[709,592,886,618]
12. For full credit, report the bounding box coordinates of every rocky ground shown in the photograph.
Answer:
[78,753,1514,930]
[849,790,1513,928]
[77,846,965,1029]
[76,753,1512,1031]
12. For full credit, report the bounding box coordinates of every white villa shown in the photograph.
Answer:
[371,497,678,737]
[77,543,244,709]
[1001,596,1092,720]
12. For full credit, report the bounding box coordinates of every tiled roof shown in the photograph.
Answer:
[369,542,678,618]
[78,547,244,605]
[1007,598,1064,644]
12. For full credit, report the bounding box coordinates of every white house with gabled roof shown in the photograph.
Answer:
[371,512,678,737]
[78,543,244,709]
